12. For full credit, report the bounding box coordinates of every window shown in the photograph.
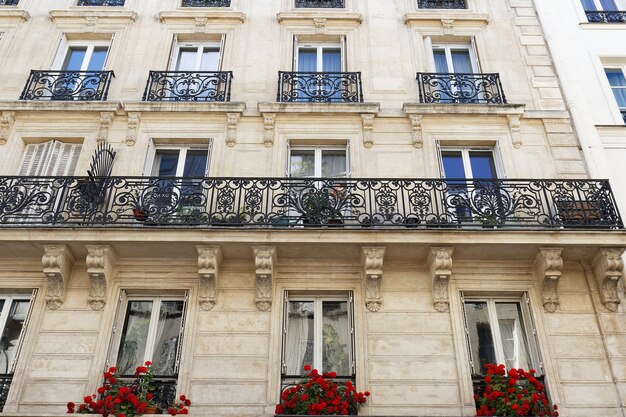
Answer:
[282,292,355,380]
[149,146,210,178]
[53,39,110,71]
[581,0,619,11]
[289,146,348,178]
[0,294,34,375]
[604,68,626,122]
[295,41,343,72]
[19,140,82,176]
[431,43,478,74]
[171,40,223,72]
[440,148,499,180]
[461,293,542,377]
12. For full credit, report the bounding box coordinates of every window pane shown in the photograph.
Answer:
[433,49,449,73]
[321,150,346,177]
[154,150,180,177]
[176,48,198,71]
[495,303,531,371]
[600,0,618,10]
[286,301,314,375]
[183,150,208,177]
[464,302,496,375]
[441,151,465,179]
[151,301,184,376]
[290,150,315,177]
[581,0,597,10]
[469,151,497,179]
[63,47,87,71]
[0,300,29,373]
[298,49,318,72]
[87,47,108,71]
[322,48,342,72]
[605,69,626,86]
[451,49,473,73]
[117,301,153,375]
[322,301,350,376]
[200,48,220,71]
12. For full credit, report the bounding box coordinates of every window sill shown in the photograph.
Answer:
[0,9,28,22]
[404,10,489,26]
[403,102,524,116]
[0,100,121,112]
[158,10,246,24]
[49,9,137,24]
[277,11,362,25]
[258,101,379,115]
[122,101,246,113]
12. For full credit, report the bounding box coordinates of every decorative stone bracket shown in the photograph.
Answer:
[362,247,385,312]
[126,112,141,146]
[86,245,116,311]
[409,114,423,149]
[362,114,375,148]
[534,247,563,313]
[42,245,75,310]
[253,246,276,311]
[507,114,522,149]
[593,248,625,312]
[0,111,15,145]
[428,247,454,312]
[262,113,276,147]
[97,111,115,144]
[226,112,240,147]
[197,245,222,311]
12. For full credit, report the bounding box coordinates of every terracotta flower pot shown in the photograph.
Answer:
[143,406,158,414]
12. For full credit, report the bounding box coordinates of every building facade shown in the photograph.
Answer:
[0,0,623,416]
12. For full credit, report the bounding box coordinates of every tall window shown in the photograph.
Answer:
[289,146,348,178]
[61,43,109,72]
[432,43,478,74]
[295,42,343,72]
[440,148,498,180]
[19,140,82,176]
[171,41,223,72]
[150,146,210,178]
[282,292,354,379]
[605,68,626,122]
[461,294,542,377]
[581,0,619,11]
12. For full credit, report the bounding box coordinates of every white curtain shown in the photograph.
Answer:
[286,302,313,375]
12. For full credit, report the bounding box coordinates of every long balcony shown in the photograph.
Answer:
[19,70,115,101]
[417,72,507,104]
[418,0,466,8]
[181,0,231,6]
[585,10,626,23]
[0,177,620,230]
[142,71,233,102]
[277,72,363,103]
[77,0,125,5]
[295,0,345,7]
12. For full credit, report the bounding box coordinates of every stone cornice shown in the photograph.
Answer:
[49,9,137,29]
[0,100,122,113]
[122,101,246,114]
[404,11,489,26]
[158,10,246,25]
[402,102,525,116]
[0,9,29,23]
[258,102,380,115]
[277,11,362,26]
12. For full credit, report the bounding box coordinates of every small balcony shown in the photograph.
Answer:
[77,0,125,5]
[585,10,626,23]
[0,177,620,230]
[0,0,19,5]
[142,71,233,102]
[181,0,231,6]
[277,71,363,103]
[295,0,345,7]
[417,0,466,8]
[19,70,115,101]
[417,72,507,104]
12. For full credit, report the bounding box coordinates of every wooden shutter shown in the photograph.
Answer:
[142,139,156,176]
[292,35,299,71]
[51,34,69,70]
[168,34,179,71]
[19,141,55,176]
[205,139,213,176]
[217,34,226,71]
[9,289,37,374]
[105,290,128,370]
[281,290,289,375]
[340,35,346,71]
[348,291,355,375]
[424,36,436,72]
[470,37,481,73]
[173,291,189,374]
[459,291,477,375]
[521,293,544,375]
[102,34,115,70]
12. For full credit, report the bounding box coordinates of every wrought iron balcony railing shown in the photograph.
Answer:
[295,0,345,7]
[181,0,231,6]
[417,72,507,104]
[418,0,466,8]
[621,109,626,124]
[142,71,233,102]
[0,177,620,230]
[118,376,176,410]
[77,0,125,5]
[585,10,626,23]
[0,375,11,412]
[278,71,363,103]
[19,70,114,101]
[0,0,19,5]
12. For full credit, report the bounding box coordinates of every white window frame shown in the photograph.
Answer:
[430,42,480,74]
[288,145,349,178]
[438,146,504,179]
[109,292,188,376]
[281,291,355,377]
[0,292,35,375]
[294,39,345,72]
[52,38,111,71]
[145,144,212,177]
[170,39,224,72]
[604,66,626,116]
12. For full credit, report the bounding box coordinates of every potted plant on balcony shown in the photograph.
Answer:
[474,364,558,417]
[275,365,370,416]
[67,361,191,417]
[300,187,345,226]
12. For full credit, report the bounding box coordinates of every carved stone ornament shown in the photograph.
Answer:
[85,245,116,311]
[592,248,625,312]
[42,245,75,310]
[226,112,239,147]
[253,246,276,311]
[362,114,375,148]
[314,18,327,34]
[508,114,522,149]
[534,247,563,313]
[362,247,385,312]
[197,245,222,311]
[441,19,455,35]
[428,247,454,313]
[97,112,114,144]
[125,112,141,146]
[195,17,209,33]
[263,113,276,147]
[409,114,423,149]
[0,111,15,145]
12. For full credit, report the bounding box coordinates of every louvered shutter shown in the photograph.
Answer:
[19,141,54,176]
[51,34,69,70]
[168,34,179,71]
[348,291,355,375]
[173,291,189,374]
[459,291,477,375]
[9,289,37,374]
[217,34,226,71]
[521,293,544,375]
[105,290,128,370]
[281,290,289,375]
[49,142,82,176]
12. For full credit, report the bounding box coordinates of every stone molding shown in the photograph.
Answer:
[262,113,276,147]
[49,9,137,31]
[361,113,374,148]
[258,102,380,115]
[85,245,116,311]
[404,11,489,29]
[0,9,30,24]
[507,114,522,149]
[42,245,75,310]
[534,247,563,313]
[428,247,454,313]
[253,246,276,311]
[409,114,423,149]
[158,11,246,27]
[125,112,141,146]
[197,245,222,311]
[226,112,239,147]
[362,247,385,312]
[97,111,114,144]
[0,111,15,145]
[277,12,362,29]
[403,103,525,116]
[592,248,625,312]
[122,101,246,114]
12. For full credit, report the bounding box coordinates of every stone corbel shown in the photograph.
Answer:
[362,247,385,312]
[409,114,423,149]
[362,114,375,148]
[592,248,625,312]
[42,245,75,310]
[85,245,116,311]
[226,112,239,148]
[126,112,141,146]
[314,18,327,34]
[507,114,522,149]
[253,246,276,311]
[534,247,563,313]
[194,17,209,33]
[441,19,455,35]
[197,246,222,311]
[428,247,454,312]
[263,113,276,147]
[97,112,114,144]
[0,111,15,145]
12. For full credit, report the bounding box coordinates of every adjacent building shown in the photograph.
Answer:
[0,0,623,416]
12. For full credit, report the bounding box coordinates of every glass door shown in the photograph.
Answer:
[296,43,342,101]
[58,44,108,99]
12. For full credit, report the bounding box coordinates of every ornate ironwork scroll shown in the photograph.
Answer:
[182,0,231,6]
[19,71,115,101]
[418,0,466,8]
[295,0,345,7]
[278,72,364,103]
[585,11,626,23]
[416,72,507,104]
[77,0,125,5]
[0,0,19,5]
[142,71,233,102]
